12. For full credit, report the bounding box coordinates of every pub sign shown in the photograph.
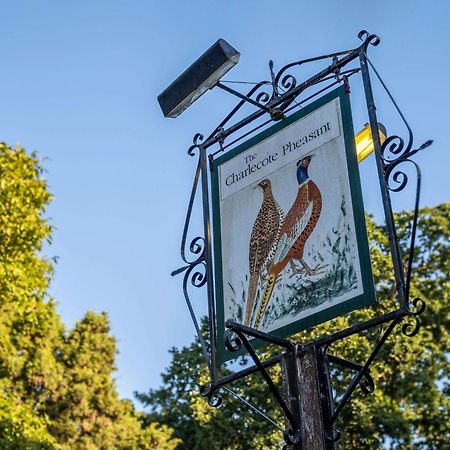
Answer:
[211,87,375,362]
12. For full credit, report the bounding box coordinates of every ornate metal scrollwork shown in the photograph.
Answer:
[365,52,418,197]
[182,257,206,292]
[200,384,223,408]
[227,59,300,113]
[184,236,205,266]
[328,354,376,397]
[265,60,296,117]
[382,135,413,192]
[174,134,208,274]
[359,372,375,395]
[254,85,272,106]
[224,330,242,352]
[409,297,426,316]
[363,52,433,308]
[380,137,430,304]
[177,135,207,270]
[171,133,213,370]
[382,138,433,193]
[401,315,421,338]
[213,38,375,141]
[401,297,426,337]
[358,29,381,50]
[170,31,431,446]
[188,133,205,156]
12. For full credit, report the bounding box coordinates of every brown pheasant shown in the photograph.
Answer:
[243,179,283,326]
[254,155,324,329]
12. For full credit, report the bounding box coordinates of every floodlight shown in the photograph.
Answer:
[157,39,240,118]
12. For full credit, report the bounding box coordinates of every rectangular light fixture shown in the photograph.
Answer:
[157,39,240,118]
[355,123,387,163]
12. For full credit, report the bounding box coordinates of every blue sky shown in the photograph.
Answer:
[0,1,449,403]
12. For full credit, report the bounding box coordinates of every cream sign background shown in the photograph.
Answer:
[212,88,375,362]
[219,99,340,200]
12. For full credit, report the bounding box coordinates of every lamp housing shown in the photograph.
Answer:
[157,39,240,118]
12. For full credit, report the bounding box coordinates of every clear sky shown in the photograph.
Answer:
[0,1,449,403]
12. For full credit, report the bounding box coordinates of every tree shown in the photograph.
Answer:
[0,142,180,449]
[49,311,181,450]
[138,204,450,449]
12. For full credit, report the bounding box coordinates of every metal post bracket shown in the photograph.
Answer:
[170,29,431,449]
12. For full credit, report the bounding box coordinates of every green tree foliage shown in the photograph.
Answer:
[0,142,180,449]
[138,204,450,449]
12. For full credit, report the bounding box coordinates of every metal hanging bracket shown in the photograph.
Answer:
[171,30,431,448]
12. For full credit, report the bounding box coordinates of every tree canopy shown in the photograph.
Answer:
[0,142,180,449]
[2,140,448,449]
[138,204,450,449]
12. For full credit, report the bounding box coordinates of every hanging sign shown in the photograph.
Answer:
[211,87,375,362]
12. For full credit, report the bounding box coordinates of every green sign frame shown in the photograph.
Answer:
[211,86,375,363]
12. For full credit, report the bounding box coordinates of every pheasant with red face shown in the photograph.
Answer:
[254,155,324,329]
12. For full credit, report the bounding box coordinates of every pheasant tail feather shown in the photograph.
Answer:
[254,273,277,329]
[244,274,259,326]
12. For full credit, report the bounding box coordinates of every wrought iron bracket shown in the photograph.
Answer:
[171,30,432,447]
[328,298,426,426]
[216,82,276,116]
[225,322,300,441]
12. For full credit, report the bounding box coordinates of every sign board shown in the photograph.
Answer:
[212,87,375,362]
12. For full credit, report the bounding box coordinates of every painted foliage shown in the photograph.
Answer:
[212,88,375,362]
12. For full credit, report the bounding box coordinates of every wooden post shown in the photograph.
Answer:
[281,347,335,450]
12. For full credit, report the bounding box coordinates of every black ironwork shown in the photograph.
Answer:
[327,354,374,396]
[170,30,431,447]
[222,386,284,432]
[281,347,303,447]
[170,159,211,371]
[366,55,433,306]
[228,323,299,435]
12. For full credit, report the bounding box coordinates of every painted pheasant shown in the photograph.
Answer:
[243,179,283,326]
[254,155,323,329]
